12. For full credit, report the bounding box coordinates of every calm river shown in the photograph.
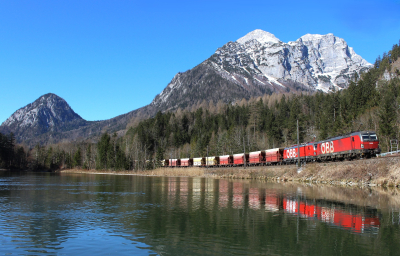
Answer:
[1,171,400,255]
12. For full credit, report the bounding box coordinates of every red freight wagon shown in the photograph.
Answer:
[265,148,284,164]
[249,151,265,165]
[233,153,249,166]
[180,158,193,167]
[219,155,233,166]
[169,159,181,167]
[316,131,380,160]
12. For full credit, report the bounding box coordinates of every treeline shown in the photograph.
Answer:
[374,39,400,75]
[27,133,134,171]
[2,40,400,171]
[128,75,399,161]
[0,133,27,169]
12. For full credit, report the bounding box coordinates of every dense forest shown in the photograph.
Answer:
[0,133,27,169]
[1,40,400,171]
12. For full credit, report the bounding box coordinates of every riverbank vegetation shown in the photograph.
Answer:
[2,40,400,173]
[61,156,400,187]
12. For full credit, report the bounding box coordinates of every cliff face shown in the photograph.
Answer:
[151,30,372,111]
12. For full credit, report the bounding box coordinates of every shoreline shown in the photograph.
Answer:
[60,155,400,187]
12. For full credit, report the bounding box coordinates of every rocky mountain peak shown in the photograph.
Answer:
[0,93,87,142]
[237,29,281,45]
[2,93,82,128]
[299,33,333,42]
[151,30,373,111]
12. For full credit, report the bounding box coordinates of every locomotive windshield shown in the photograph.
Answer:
[361,133,378,141]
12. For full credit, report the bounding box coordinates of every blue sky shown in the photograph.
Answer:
[1,0,399,123]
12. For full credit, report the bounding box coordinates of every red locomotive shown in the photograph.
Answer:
[315,131,380,160]
[283,131,380,163]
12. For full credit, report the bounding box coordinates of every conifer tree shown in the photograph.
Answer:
[73,147,82,168]
[379,86,398,151]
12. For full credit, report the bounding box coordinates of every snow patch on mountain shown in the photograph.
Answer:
[234,30,372,92]
[237,29,281,45]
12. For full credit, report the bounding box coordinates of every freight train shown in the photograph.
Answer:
[162,131,381,167]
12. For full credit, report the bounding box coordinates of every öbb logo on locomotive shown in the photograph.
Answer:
[286,148,297,159]
[321,141,334,154]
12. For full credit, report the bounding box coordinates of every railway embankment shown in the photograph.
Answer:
[61,155,400,187]
[204,155,400,186]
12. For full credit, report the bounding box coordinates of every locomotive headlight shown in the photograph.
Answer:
[361,144,364,148]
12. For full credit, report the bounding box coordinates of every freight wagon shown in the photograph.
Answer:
[205,156,219,166]
[265,148,285,165]
[169,159,181,167]
[233,153,249,166]
[219,155,233,167]
[193,157,205,167]
[161,159,169,167]
[249,151,265,166]
[180,158,193,167]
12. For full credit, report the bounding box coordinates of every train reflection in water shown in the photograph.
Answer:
[283,198,380,234]
[164,177,381,234]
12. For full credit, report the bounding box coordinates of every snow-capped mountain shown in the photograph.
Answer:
[151,29,372,110]
[0,93,89,142]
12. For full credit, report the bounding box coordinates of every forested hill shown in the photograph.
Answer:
[128,40,400,160]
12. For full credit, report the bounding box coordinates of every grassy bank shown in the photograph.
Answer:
[205,156,400,186]
[61,155,400,187]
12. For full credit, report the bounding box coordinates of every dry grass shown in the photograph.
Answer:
[280,156,400,186]
[135,167,206,177]
[60,156,400,187]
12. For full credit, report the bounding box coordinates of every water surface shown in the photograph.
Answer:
[0,172,399,255]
